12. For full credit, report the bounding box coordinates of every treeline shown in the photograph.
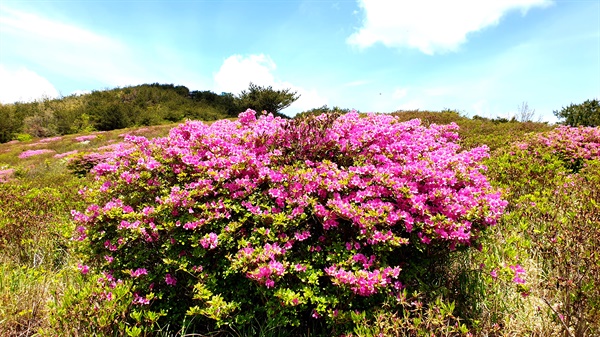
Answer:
[0,83,298,143]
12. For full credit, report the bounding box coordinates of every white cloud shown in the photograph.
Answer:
[214,54,277,94]
[214,54,327,116]
[0,8,142,85]
[0,65,59,103]
[392,88,408,99]
[0,7,207,91]
[347,0,552,54]
[0,7,119,48]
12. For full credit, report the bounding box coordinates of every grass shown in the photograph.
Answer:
[0,112,598,336]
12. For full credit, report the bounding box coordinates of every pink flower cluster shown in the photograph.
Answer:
[199,232,218,249]
[510,264,526,284]
[75,135,97,142]
[520,126,600,161]
[54,150,78,158]
[19,149,56,158]
[0,168,14,183]
[74,109,506,319]
[39,136,63,143]
[325,265,401,296]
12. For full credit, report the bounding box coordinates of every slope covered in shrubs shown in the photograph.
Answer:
[1,109,599,336]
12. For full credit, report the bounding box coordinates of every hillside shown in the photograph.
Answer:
[0,83,253,143]
[1,111,599,336]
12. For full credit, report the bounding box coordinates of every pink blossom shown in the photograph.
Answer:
[200,232,218,249]
[75,135,97,142]
[165,273,177,286]
[78,264,89,274]
[19,149,55,158]
[39,136,63,143]
[131,268,148,278]
[132,292,150,305]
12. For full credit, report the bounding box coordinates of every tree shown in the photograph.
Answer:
[515,101,537,122]
[553,99,600,127]
[236,82,299,117]
[189,90,239,117]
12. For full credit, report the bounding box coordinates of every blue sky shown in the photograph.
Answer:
[0,0,598,121]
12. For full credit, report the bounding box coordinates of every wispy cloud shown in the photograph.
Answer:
[0,7,143,86]
[0,7,209,93]
[347,0,553,54]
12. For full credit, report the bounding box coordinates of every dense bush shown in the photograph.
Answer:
[514,125,600,173]
[554,99,600,127]
[72,110,506,333]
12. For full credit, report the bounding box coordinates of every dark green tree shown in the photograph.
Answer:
[0,104,21,143]
[553,99,600,127]
[189,90,239,117]
[236,82,299,117]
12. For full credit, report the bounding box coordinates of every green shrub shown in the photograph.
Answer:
[554,99,600,127]
[72,111,505,334]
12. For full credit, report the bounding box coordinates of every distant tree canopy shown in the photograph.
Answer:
[0,82,305,143]
[554,99,600,127]
[294,105,353,119]
[189,90,238,117]
[236,82,300,117]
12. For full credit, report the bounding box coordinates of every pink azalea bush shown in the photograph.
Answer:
[0,168,15,183]
[515,125,600,172]
[39,136,63,143]
[75,135,97,142]
[54,150,79,159]
[73,110,506,331]
[18,149,56,159]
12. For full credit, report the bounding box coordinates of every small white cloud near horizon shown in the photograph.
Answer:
[348,0,553,54]
[214,54,327,115]
[392,88,408,100]
[0,65,59,103]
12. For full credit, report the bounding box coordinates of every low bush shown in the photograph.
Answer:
[72,110,506,334]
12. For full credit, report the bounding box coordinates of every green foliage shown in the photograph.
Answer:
[349,294,470,337]
[526,163,600,337]
[294,105,353,119]
[44,271,137,336]
[0,83,239,144]
[554,99,600,127]
[0,104,22,143]
[0,183,80,266]
[189,90,239,117]
[393,109,553,150]
[392,109,467,126]
[236,82,299,117]
[16,133,33,142]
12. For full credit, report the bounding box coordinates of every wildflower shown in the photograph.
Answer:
[78,264,89,275]
[19,149,55,158]
[165,273,177,286]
